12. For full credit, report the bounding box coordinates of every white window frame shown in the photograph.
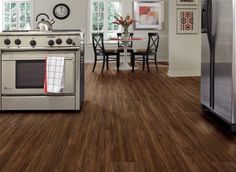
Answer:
[0,0,34,31]
[89,0,121,42]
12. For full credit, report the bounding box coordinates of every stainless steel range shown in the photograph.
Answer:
[0,30,84,111]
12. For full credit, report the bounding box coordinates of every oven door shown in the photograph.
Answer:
[2,51,75,95]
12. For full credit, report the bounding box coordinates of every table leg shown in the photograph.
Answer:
[119,42,132,70]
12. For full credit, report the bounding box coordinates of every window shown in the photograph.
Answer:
[90,0,121,40]
[0,0,33,31]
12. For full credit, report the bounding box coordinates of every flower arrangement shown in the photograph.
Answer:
[113,14,137,37]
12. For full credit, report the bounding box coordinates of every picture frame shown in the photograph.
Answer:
[176,8,198,34]
[176,0,198,6]
[133,1,164,30]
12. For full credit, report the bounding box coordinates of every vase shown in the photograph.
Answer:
[122,25,129,39]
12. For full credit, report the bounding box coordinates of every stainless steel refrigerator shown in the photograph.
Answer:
[201,0,236,131]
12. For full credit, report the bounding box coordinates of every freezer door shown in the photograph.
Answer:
[214,0,233,123]
[201,0,211,108]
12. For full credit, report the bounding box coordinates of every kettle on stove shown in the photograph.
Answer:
[36,13,55,31]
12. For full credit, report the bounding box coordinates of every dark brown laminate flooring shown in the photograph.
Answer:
[0,64,236,172]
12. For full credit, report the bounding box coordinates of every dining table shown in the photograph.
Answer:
[111,37,144,70]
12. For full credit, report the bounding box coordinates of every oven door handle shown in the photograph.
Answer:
[2,56,74,61]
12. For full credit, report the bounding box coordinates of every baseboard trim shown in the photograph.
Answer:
[168,70,200,77]
[158,61,169,66]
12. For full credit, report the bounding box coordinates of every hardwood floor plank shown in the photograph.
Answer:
[0,64,236,172]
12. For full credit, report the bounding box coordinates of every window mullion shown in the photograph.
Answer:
[98,0,100,32]
[9,3,12,30]
[104,1,108,34]
[25,2,27,30]
[90,1,92,33]
[16,2,20,30]
[24,3,26,29]
[2,3,6,30]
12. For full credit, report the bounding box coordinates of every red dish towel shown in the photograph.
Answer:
[44,57,64,93]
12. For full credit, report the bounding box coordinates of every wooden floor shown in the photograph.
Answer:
[0,64,236,172]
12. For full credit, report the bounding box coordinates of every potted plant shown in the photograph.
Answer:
[113,14,137,38]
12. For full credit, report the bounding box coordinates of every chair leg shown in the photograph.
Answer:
[116,54,120,72]
[106,55,109,70]
[132,54,135,72]
[101,56,105,73]
[130,53,133,67]
[154,55,159,71]
[146,55,150,72]
[118,54,120,68]
[130,53,133,66]
[92,57,97,72]
[143,55,145,70]
[130,53,132,67]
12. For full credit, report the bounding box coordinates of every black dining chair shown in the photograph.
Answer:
[131,33,160,72]
[92,33,120,73]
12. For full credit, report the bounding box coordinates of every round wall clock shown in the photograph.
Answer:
[53,3,70,20]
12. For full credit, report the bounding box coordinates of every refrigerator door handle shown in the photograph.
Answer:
[211,0,217,109]
[206,0,215,108]
[201,3,207,33]
[212,0,217,38]
[206,0,212,44]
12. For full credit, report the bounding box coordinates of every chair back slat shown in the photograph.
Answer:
[146,33,160,54]
[92,33,105,55]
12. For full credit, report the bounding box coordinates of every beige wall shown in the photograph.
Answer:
[34,0,86,31]
[168,0,201,77]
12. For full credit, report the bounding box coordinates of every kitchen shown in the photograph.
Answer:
[0,0,235,172]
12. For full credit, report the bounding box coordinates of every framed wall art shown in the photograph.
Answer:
[176,0,198,6]
[133,1,164,30]
[176,8,198,34]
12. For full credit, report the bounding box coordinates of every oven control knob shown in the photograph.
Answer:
[4,39,11,45]
[56,38,62,45]
[30,40,36,46]
[66,38,73,45]
[15,39,21,45]
[48,40,55,46]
